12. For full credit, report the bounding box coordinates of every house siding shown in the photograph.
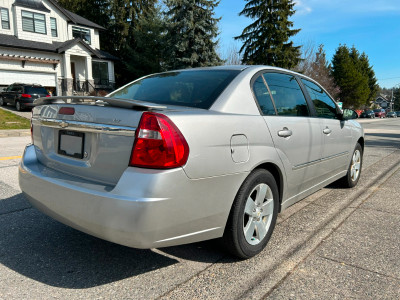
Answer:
[0,1,15,36]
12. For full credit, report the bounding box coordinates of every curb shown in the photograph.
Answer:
[0,129,31,138]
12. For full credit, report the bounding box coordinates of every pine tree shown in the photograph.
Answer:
[164,0,222,69]
[121,6,165,80]
[331,45,369,108]
[310,45,339,98]
[394,87,400,111]
[235,0,301,69]
[358,53,379,104]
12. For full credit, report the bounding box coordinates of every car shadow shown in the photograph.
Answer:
[0,192,224,289]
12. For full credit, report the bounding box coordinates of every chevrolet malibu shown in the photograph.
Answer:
[19,66,363,259]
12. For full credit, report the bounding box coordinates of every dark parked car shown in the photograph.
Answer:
[396,111,400,117]
[0,83,50,111]
[373,109,386,118]
[360,110,375,118]
[387,111,397,118]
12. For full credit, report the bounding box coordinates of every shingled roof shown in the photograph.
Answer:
[13,0,50,13]
[0,34,118,60]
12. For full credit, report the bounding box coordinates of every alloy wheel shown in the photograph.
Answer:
[350,150,361,181]
[243,183,274,245]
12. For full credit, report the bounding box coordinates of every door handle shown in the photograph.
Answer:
[323,127,332,135]
[278,127,292,137]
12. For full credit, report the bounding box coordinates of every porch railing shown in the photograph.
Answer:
[58,78,115,95]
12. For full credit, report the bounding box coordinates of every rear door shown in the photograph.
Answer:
[300,78,352,179]
[252,71,324,200]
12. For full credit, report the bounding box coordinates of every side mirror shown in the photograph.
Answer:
[341,108,358,120]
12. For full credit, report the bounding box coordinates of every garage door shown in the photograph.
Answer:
[0,70,56,87]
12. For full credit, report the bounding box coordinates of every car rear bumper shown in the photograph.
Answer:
[19,144,247,248]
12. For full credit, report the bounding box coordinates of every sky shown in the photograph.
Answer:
[214,0,400,88]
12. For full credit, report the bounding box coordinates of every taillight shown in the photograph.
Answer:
[46,95,51,97]
[21,94,32,98]
[130,112,189,169]
[30,110,33,144]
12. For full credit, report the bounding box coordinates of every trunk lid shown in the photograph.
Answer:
[31,97,167,185]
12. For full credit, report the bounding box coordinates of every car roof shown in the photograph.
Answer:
[11,83,43,87]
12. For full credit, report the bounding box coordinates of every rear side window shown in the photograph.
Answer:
[252,75,276,115]
[263,73,309,117]
[109,70,241,109]
[301,78,338,119]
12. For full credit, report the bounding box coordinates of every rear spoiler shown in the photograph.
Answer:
[33,96,167,110]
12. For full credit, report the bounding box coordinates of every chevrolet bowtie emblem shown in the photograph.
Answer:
[59,121,69,128]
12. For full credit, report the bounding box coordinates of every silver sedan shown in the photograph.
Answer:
[19,66,364,259]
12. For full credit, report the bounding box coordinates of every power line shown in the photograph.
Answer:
[378,77,400,81]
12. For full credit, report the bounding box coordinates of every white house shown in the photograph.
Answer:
[0,0,117,95]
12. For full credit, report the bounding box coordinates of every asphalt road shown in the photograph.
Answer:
[0,118,399,299]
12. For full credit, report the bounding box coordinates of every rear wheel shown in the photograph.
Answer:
[15,101,22,111]
[0,97,5,106]
[338,143,362,188]
[223,169,279,259]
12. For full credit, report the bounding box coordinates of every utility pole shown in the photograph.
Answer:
[392,89,394,112]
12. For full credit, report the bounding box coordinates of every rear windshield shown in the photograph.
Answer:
[24,86,48,94]
[109,70,241,109]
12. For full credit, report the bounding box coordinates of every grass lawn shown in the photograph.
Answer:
[0,109,30,129]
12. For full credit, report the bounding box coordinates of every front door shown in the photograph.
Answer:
[299,78,352,180]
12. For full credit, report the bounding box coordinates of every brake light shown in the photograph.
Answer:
[59,107,75,115]
[21,94,31,98]
[46,95,51,97]
[130,112,189,169]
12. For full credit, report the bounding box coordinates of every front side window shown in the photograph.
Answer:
[109,70,241,109]
[301,78,338,119]
[263,73,310,117]
[50,17,57,37]
[22,10,46,34]
[252,75,276,115]
[12,85,22,92]
[72,26,91,44]
[1,8,10,30]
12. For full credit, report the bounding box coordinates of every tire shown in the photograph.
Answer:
[15,101,22,111]
[0,97,5,106]
[223,169,279,259]
[338,143,363,188]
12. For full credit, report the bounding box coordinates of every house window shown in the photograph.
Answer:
[22,10,46,34]
[50,17,57,37]
[1,8,10,30]
[72,26,91,44]
[92,61,109,85]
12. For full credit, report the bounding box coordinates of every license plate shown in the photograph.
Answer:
[58,130,84,159]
